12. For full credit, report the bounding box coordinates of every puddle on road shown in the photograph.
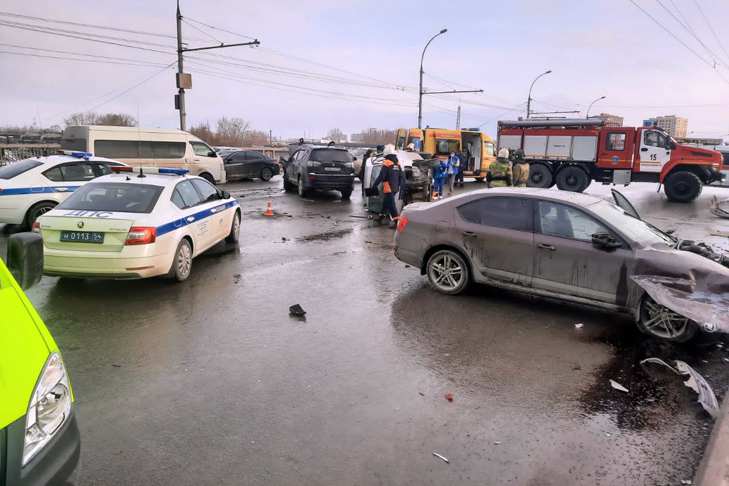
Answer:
[297,228,352,242]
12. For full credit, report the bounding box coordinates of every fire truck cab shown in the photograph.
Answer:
[497,119,723,202]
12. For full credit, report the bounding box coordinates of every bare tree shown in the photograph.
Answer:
[326,128,345,142]
[190,122,215,145]
[352,128,396,145]
[215,117,250,146]
[64,112,137,127]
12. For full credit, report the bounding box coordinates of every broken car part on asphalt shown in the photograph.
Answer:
[609,379,629,393]
[432,452,449,464]
[640,358,719,418]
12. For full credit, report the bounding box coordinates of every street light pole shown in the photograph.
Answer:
[418,28,447,129]
[526,69,552,119]
[586,95,606,118]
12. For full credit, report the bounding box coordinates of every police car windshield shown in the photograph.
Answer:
[0,159,43,179]
[58,182,163,214]
[310,149,352,163]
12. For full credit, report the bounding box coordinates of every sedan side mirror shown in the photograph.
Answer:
[592,232,622,251]
[208,151,217,157]
[7,232,44,289]
[221,191,230,199]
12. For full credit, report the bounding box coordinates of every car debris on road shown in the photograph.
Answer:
[609,379,629,393]
[641,358,719,418]
[432,452,449,464]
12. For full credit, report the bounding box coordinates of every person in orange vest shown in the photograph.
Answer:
[373,154,404,227]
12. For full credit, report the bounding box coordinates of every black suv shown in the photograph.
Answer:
[283,146,355,199]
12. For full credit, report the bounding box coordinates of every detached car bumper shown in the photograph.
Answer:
[2,411,80,486]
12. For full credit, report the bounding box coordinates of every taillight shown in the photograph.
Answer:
[397,215,409,233]
[125,226,156,245]
[32,221,40,233]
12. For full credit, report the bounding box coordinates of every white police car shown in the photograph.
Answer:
[0,152,127,228]
[35,167,240,281]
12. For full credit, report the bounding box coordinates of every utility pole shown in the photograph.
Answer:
[269,129,272,146]
[456,105,461,130]
[175,0,260,131]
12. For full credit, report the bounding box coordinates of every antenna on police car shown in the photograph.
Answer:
[138,167,145,178]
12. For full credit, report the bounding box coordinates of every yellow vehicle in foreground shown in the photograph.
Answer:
[1,233,80,486]
[394,127,496,181]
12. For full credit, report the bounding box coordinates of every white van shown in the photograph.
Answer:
[61,126,226,184]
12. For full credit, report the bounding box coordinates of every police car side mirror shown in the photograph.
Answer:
[221,191,230,199]
[7,232,43,290]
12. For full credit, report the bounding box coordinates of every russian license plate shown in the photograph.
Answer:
[60,231,104,244]
[324,167,341,172]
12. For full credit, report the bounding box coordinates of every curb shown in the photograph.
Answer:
[695,392,729,486]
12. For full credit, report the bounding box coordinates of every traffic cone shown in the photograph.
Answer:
[263,200,274,217]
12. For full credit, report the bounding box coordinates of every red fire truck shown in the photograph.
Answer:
[497,119,723,202]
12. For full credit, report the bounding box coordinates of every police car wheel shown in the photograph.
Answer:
[25,201,56,229]
[226,212,241,244]
[426,249,469,295]
[171,239,193,282]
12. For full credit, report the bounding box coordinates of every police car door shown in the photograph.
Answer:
[190,178,230,244]
[172,180,211,252]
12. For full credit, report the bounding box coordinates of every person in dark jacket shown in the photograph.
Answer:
[373,154,404,226]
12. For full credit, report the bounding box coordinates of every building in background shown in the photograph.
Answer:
[642,115,688,137]
[594,113,623,127]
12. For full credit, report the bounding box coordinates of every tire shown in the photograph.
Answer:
[340,188,352,200]
[474,177,486,183]
[25,201,57,229]
[555,165,590,192]
[169,238,193,282]
[260,167,274,181]
[664,170,702,203]
[528,163,554,188]
[283,172,295,192]
[199,172,215,184]
[225,211,241,244]
[426,249,470,295]
[297,176,308,198]
[637,294,698,342]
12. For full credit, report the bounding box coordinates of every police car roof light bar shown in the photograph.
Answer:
[158,168,189,176]
[61,150,94,160]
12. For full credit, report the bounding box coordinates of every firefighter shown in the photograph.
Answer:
[510,148,529,187]
[487,147,512,188]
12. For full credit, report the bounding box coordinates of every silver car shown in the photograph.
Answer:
[394,187,729,342]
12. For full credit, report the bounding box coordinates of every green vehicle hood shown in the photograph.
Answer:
[0,259,57,429]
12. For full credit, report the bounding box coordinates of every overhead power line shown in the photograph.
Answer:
[182,16,257,42]
[0,20,172,54]
[0,43,170,66]
[692,0,729,66]
[0,50,169,67]
[0,9,178,40]
[627,0,729,85]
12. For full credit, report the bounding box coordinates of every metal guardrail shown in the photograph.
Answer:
[0,144,61,165]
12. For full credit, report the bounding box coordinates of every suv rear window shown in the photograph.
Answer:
[309,149,352,163]
[58,183,163,213]
[0,159,43,179]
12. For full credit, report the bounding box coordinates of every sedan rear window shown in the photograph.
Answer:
[58,183,163,213]
[309,149,352,163]
[0,159,43,179]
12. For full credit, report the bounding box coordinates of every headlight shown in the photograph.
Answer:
[307,161,321,167]
[344,162,354,169]
[23,353,72,466]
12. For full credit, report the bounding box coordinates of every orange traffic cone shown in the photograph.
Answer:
[263,200,274,217]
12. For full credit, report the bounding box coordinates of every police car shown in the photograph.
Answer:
[35,167,241,281]
[0,152,127,229]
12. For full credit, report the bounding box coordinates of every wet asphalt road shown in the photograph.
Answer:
[5,178,729,485]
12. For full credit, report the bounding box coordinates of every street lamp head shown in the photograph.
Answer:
[545,70,552,74]
[439,28,448,34]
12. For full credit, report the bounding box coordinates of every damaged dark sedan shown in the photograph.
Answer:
[395,187,729,342]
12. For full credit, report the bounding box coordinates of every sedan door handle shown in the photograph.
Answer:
[463,231,476,237]
[537,243,556,251]
[640,147,648,152]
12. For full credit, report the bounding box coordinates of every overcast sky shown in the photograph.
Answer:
[1,0,728,140]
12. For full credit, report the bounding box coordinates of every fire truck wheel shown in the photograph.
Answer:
[527,163,554,188]
[555,166,590,192]
[664,170,703,203]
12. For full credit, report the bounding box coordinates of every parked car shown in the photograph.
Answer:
[0,153,127,229]
[394,187,729,342]
[282,145,355,199]
[223,150,280,181]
